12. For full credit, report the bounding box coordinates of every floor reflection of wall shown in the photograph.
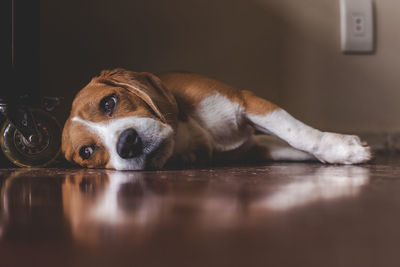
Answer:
[0,170,70,242]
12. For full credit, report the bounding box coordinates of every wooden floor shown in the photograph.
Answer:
[1,155,400,267]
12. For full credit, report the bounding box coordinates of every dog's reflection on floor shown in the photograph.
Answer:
[62,170,168,244]
[61,166,370,244]
[0,165,370,244]
[251,166,370,211]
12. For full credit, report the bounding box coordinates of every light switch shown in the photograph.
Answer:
[340,0,374,54]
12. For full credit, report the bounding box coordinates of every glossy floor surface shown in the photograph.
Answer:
[1,155,400,267]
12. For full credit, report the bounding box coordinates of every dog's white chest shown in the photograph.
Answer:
[173,94,253,161]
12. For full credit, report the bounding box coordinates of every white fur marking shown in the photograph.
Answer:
[193,93,253,151]
[252,135,315,161]
[248,109,371,164]
[72,116,173,170]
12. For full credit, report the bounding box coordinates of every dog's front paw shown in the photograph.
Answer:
[314,133,372,164]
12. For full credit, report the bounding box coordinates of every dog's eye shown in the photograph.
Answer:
[79,145,95,160]
[100,94,118,115]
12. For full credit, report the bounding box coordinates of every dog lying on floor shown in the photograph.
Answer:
[61,68,371,170]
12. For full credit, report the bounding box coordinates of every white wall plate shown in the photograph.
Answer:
[340,0,374,54]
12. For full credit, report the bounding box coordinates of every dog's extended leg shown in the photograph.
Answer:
[249,135,316,161]
[241,91,371,164]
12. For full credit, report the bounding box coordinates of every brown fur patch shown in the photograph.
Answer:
[240,90,279,115]
[158,72,278,116]
[62,121,110,168]
[158,72,245,118]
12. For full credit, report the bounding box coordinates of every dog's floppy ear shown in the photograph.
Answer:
[96,69,178,128]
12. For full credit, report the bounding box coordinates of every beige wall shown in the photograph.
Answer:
[41,0,400,134]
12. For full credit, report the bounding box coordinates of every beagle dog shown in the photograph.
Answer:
[62,68,371,170]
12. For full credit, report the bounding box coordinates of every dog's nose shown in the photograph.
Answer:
[116,128,143,159]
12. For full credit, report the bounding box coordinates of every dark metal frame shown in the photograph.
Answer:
[0,0,44,142]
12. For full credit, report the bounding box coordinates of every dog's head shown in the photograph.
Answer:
[62,69,179,170]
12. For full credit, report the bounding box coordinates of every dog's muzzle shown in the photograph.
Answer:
[116,128,143,159]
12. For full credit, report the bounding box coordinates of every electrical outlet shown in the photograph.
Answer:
[340,0,374,54]
[352,15,365,34]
